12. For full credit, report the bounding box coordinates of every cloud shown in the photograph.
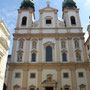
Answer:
[86,0,90,6]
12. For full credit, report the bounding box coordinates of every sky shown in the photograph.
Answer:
[0,0,90,54]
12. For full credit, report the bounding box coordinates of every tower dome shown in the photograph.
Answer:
[62,0,77,11]
[20,0,35,10]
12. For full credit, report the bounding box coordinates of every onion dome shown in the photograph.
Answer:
[20,0,35,10]
[62,0,77,11]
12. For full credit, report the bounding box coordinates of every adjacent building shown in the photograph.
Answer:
[85,25,90,61]
[0,20,10,90]
[7,0,90,90]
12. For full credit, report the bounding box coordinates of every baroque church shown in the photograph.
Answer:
[6,0,90,90]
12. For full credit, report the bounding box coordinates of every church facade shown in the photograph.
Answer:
[7,0,90,90]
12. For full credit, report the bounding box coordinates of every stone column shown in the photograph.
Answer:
[38,38,42,63]
[68,38,74,62]
[22,68,28,89]
[38,68,42,90]
[25,38,30,63]
[70,67,77,90]
[57,69,61,90]
[86,68,90,90]
[55,38,60,63]
[7,68,13,90]
[11,38,17,62]
[80,38,87,62]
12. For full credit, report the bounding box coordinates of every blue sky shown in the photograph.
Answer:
[0,0,90,54]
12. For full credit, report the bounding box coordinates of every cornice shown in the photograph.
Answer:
[13,33,85,38]
[0,20,10,39]
[15,27,83,30]
[8,62,89,70]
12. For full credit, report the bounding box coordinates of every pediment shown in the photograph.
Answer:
[44,41,55,45]
[29,85,36,88]
[14,84,20,88]
[39,7,58,12]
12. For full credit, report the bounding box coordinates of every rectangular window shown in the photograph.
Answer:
[46,19,51,24]
[63,73,69,78]
[65,88,69,90]
[30,88,34,90]
[15,73,21,78]
[78,72,84,78]
[30,73,36,78]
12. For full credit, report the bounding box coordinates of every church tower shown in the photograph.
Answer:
[16,0,35,29]
[62,0,81,27]
[6,0,90,90]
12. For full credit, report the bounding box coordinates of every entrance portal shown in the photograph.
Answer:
[45,87,53,90]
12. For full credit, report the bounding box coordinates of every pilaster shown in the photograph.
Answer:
[38,68,42,90]
[55,38,60,63]
[38,38,42,63]
[80,38,87,62]
[70,67,77,90]
[16,11,21,28]
[86,67,90,90]
[22,68,28,89]
[7,68,13,90]
[68,37,74,62]
[25,38,30,63]
[56,69,61,90]
[11,38,17,62]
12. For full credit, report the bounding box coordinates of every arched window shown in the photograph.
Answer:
[76,52,81,61]
[21,16,27,25]
[74,40,79,48]
[31,53,36,62]
[32,41,37,49]
[46,46,52,62]
[62,53,67,62]
[70,16,76,25]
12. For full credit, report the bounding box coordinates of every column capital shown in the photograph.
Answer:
[39,37,43,40]
[26,37,31,40]
[8,68,14,71]
[56,68,61,71]
[69,66,76,71]
[67,37,72,40]
[80,37,84,40]
[55,37,59,40]
[13,37,18,40]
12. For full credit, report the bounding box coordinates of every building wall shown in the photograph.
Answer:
[0,20,10,90]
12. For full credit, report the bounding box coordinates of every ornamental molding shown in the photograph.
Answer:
[0,20,10,39]
[13,33,85,38]
[0,37,9,50]
[15,27,83,30]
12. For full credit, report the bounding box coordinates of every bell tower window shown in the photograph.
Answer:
[46,19,51,24]
[70,16,76,25]
[22,16,27,25]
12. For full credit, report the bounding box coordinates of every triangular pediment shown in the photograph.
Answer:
[39,6,58,12]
